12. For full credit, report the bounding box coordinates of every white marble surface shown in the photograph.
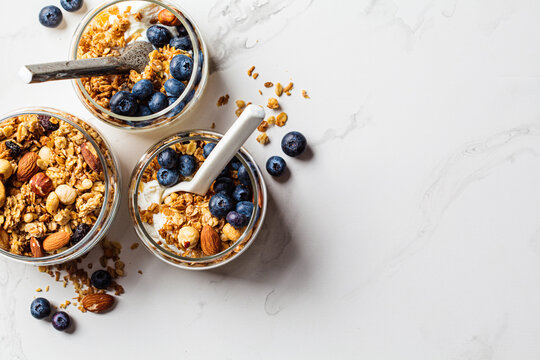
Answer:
[2,0,540,358]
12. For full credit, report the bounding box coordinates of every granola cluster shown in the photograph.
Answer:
[0,113,108,257]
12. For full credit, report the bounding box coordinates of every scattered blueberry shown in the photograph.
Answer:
[213,177,234,194]
[169,36,192,51]
[203,143,216,158]
[281,131,307,157]
[148,92,168,113]
[30,298,51,319]
[146,25,172,48]
[157,148,178,169]
[226,211,248,229]
[110,91,138,116]
[157,167,180,187]
[39,6,63,28]
[164,78,186,97]
[51,311,70,331]
[232,184,250,202]
[166,97,185,117]
[135,105,153,117]
[132,79,154,100]
[60,0,83,12]
[5,141,21,157]
[237,165,250,186]
[90,269,112,289]
[229,157,241,170]
[209,193,234,219]
[266,156,286,177]
[236,201,254,219]
[170,54,193,81]
[178,154,196,177]
[70,223,90,245]
[38,114,59,131]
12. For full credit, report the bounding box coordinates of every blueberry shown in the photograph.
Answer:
[91,269,112,289]
[184,89,195,103]
[237,165,250,186]
[229,157,241,170]
[169,36,192,51]
[203,143,216,158]
[166,98,185,117]
[60,0,83,12]
[236,201,254,219]
[146,25,172,48]
[218,167,230,178]
[170,55,193,81]
[226,211,248,229]
[232,184,250,202]
[135,105,153,117]
[157,167,180,187]
[110,91,138,116]
[213,177,234,194]
[176,24,188,37]
[39,6,63,28]
[5,141,21,157]
[30,298,51,319]
[148,92,168,113]
[157,148,178,169]
[209,193,234,219]
[266,156,286,176]
[70,223,90,245]
[51,311,70,331]
[178,154,196,177]
[281,131,307,157]
[38,114,59,131]
[164,78,186,97]
[132,79,154,100]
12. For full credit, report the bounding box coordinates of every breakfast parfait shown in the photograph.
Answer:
[0,109,119,263]
[132,132,266,268]
[72,0,207,129]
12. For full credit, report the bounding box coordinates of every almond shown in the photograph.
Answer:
[81,293,115,313]
[16,152,39,181]
[158,8,181,26]
[30,238,44,258]
[29,172,54,197]
[42,231,70,252]
[201,225,221,256]
[80,142,102,173]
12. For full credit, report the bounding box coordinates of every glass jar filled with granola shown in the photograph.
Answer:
[0,108,121,265]
[70,0,209,130]
[129,131,267,269]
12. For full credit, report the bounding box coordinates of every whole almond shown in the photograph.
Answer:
[158,8,181,26]
[30,238,44,257]
[16,152,39,181]
[80,142,102,173]
[81,293,115,313]
[42,231,70,252]
[29,172,54,197]
[201,225,221,256]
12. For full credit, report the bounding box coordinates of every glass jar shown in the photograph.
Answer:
[129,130,267,270]
[70,0,209,131]
[0,108,121,266]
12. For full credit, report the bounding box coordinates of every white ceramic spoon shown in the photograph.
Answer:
[159,104,265,202]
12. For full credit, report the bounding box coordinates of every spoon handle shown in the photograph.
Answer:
[162,105,265,198]
[19,57,130,83]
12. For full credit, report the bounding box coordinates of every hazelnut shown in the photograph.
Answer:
[46,192,59,214]
[158,8,181,26]
[38,146,53,164]
[177,226,199,249]
[23,213,36,223]
[55,184,77,205]
[222,223,243,241]
[0,159,13,181]
[29,172,54,197]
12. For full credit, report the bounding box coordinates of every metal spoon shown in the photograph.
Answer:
[19,41,154,83]
[159,104,265,202]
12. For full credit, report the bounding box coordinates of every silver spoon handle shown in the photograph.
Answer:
[19,57,130,83]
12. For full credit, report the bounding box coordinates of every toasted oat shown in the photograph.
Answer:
[256,133,270,145]
[267,98,279,109]
[36,288,42,292]
[216,94,230,107]
[258,90,263,95]
[283,82,293,92]
[276,112,288,127]
[275,83,283,97]
[130,242,139,250]
[252,73,259,79]
[302,90,310,98]
[247,66,255,76]
[264,82,274,88]
[45,285,49,292]
[257,121,269,132]
[210,122,215,129]
[267,116,276,126]
[286,91,291,96]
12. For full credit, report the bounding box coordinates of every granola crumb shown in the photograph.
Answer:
[216,94,230,107]
[36,288,42,292]
[138,270,143,275]
[267,98,279,109]
[283,82,293,92]
[88,263,93,269]
[286,91,291,96]
[252,72,259,79]
[275,83,283,97]
[130,242,139,250]
[264,82,274,88]
[302,90,310,98]
[247,66,255,77]
[210,122,215,129]
[256,132,270,145]
[45,285,49,292]
[257,121,269,132]
[276,112,288,127]
[267,116,276,126]
[258,90,263,95]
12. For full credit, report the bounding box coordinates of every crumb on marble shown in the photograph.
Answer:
[216,94,229,107]
[247,66,255,76]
